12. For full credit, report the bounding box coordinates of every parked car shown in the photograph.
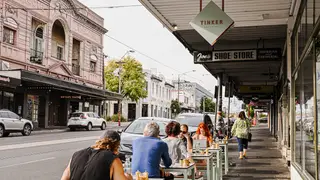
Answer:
[67,112,106,131]
[0,109,33,137]
[175,113,214,136]
[118,117,173,160]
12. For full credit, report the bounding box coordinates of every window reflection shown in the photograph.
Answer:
[295,37,316,178]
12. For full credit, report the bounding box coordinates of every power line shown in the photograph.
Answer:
[1,15,204,82]
[7,5,142,11]
[104,34,205,82]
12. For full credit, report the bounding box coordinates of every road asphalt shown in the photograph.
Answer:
[0,122,129,180]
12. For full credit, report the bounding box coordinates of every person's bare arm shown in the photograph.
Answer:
[61,160,71,180]
[111,158,133,180]
[184,134,193,152]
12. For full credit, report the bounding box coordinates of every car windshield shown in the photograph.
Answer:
[176,115,203,127]
[124,119,167,136]
[70,113,83,117]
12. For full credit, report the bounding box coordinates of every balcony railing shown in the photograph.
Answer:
[72,63,80,76]
[30,49,43,65]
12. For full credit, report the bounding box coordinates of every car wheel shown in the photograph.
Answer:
[0,125,4,137]
[86,123,92,131]
[3,132,10,137]
[70,128,76,131]
[101,122,106,130]
[22,124,32,136]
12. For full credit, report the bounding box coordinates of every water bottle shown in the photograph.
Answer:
[196,142,200,153]
[124,155,131,174]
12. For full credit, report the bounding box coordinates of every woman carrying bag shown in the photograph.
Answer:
[231,111,251,159]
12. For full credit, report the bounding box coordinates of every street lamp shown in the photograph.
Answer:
[177,70,196,104]
[116,50,135,126]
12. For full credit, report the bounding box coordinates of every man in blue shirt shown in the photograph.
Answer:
[132,122,172,178]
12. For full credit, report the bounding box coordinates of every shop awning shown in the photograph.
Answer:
[139,0,290,98]
[0,70,21,88]
[5,70,122,100]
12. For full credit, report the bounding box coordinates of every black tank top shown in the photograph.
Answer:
[70,147,117,180]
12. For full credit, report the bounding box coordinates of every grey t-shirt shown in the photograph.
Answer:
[163,137,188,163]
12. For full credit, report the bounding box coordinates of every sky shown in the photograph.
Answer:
[78,0,218,93]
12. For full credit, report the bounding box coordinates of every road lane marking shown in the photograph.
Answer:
[0,136,99,151]
[0,157,56,169]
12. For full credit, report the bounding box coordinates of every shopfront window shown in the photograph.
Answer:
[316,32,320,178]
[316,1,320,22]
[295,41,316,178]
[26,95,39,122]
[3,92,14,111]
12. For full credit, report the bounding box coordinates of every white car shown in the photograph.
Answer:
[67,112,106,131]
[0,109,33,137]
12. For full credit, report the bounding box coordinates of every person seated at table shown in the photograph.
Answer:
[132,122,172,179]
[192,122,213,147]
[60,130,132,180]
[164,121,189,163]
[179,124,193,153]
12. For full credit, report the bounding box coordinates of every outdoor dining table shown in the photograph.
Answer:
[219,142,229,174]
[206,148,223,180]
[191,152,214,180]
[161,163,195,180]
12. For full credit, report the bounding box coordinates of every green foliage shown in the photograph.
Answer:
[260,113,267,118]
[245,105,255,118]
[104,56,147,102]
[111,114,127,122]
[105,116,112,122]
[171,99,181,114]
[200,97,215,112]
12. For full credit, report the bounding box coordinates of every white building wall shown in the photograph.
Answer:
[107,69,174,120]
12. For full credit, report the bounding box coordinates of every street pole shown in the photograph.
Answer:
[227,81,231,137]
[177,75,180,103]
[117,50,135,126]
[203,96,205,113]
[118,62,123,127]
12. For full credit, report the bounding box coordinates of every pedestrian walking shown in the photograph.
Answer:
[231,111,251,159]
[61,130,132,180]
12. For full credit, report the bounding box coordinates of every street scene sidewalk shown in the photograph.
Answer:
[32,122,131,135]
[224,123,290,180]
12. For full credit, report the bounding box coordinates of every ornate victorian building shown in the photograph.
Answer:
[0,0,121,128]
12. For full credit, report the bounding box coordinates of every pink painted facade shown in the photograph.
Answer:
[0,0,107,89]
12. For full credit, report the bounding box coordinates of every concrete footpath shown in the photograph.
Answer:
[32,122,131,135]
[223,123,290,180]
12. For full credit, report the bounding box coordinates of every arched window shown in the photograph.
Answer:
[51,20,65,60]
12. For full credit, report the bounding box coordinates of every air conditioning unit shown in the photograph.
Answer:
[0,61,10,70]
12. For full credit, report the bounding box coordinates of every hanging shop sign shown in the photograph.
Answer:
[190,1,234,46]
[238,85,274,94]
[194,48,281,63]
[60,96,82,99]
[194,50,257,63]
[257,48,281,60]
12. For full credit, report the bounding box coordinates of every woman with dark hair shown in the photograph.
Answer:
[231,111,251,159]
[163,121,189,163]
[61,130,132,180]
[179,124,193,152]
[192,122,213,147]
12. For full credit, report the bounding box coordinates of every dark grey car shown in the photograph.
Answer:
[118,117,173,161]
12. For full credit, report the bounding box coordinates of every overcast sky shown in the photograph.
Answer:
[78,0,218,93]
